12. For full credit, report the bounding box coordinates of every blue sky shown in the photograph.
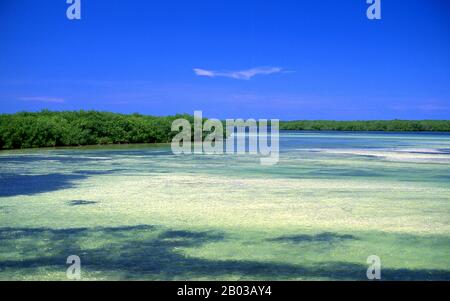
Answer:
[0,0,449,120]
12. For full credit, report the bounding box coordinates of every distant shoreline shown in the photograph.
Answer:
[1,111,449,150]
[279,120,450,132]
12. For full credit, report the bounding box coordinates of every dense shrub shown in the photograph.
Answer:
[0,110,193,150]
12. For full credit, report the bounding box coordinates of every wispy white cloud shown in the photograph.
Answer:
[193,67,283,80]
[18,96,65,103]
[389,100,450,112]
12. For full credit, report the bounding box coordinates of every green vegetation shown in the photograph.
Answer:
[279,120,450,132]
[0,111,449,150]
[0,110,193,150]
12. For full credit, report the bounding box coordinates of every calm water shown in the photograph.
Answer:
[0,132,449,280]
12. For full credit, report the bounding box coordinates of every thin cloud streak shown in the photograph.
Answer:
[193,67,283,80]
[18,96,65,103]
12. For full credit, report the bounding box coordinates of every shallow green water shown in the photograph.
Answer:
[0,132,449,280]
